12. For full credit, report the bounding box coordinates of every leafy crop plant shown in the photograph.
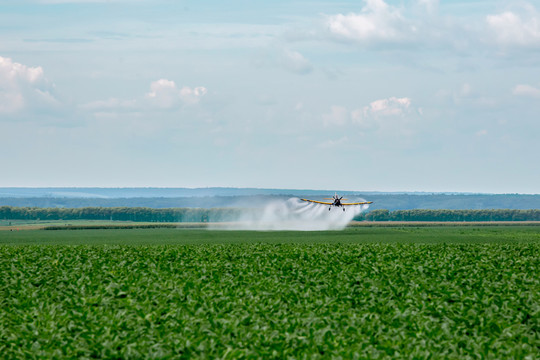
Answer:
[0,243,538,358]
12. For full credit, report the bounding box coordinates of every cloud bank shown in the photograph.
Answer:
[322,0,540,53]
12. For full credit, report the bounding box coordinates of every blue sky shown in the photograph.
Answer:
[1,0,539,193]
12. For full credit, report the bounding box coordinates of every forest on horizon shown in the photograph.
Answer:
[0,193,538,211]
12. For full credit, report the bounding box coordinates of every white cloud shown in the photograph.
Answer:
[322,97,416,133]
[146,79,207,108]
[326,0,416,44]
[84,78,207,113]
[356,97,418,138]
[146,79,181,109]
[179,85,208,105]
[0,56,59,115]
[363,96,411,117]
[486,9,540,48]
[512,84,540,99]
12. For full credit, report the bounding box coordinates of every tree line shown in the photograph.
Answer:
[1,193,539,211]
[0,206,242,223]
[354,209,540,222]
[0,206,539,223]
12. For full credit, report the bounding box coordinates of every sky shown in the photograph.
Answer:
[0,0,539,193]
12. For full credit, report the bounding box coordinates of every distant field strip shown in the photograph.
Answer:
[1,226,540,246]
[349,221,540,227]
[0,242,538,358]
[1,220,540,231]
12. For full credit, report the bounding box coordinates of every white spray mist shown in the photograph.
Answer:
[211,197,370,231]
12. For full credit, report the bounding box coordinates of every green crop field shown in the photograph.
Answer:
[1,227,538,359]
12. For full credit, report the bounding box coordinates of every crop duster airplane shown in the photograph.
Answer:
[301,193,373,211]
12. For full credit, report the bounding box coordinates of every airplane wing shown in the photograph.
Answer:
[341,201,373,205]
[301,199,333,205]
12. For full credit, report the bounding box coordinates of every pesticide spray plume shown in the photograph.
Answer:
[211,197,371,231]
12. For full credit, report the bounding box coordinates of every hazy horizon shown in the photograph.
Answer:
[1,186,538,196]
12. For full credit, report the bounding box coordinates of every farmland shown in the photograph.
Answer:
[0,226,538,358]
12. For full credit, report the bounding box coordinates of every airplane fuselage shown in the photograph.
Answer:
[329,195,346,210]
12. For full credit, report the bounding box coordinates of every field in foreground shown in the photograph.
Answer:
[0,227,538,359]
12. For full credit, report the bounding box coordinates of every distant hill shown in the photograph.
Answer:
[0,188,538,210]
